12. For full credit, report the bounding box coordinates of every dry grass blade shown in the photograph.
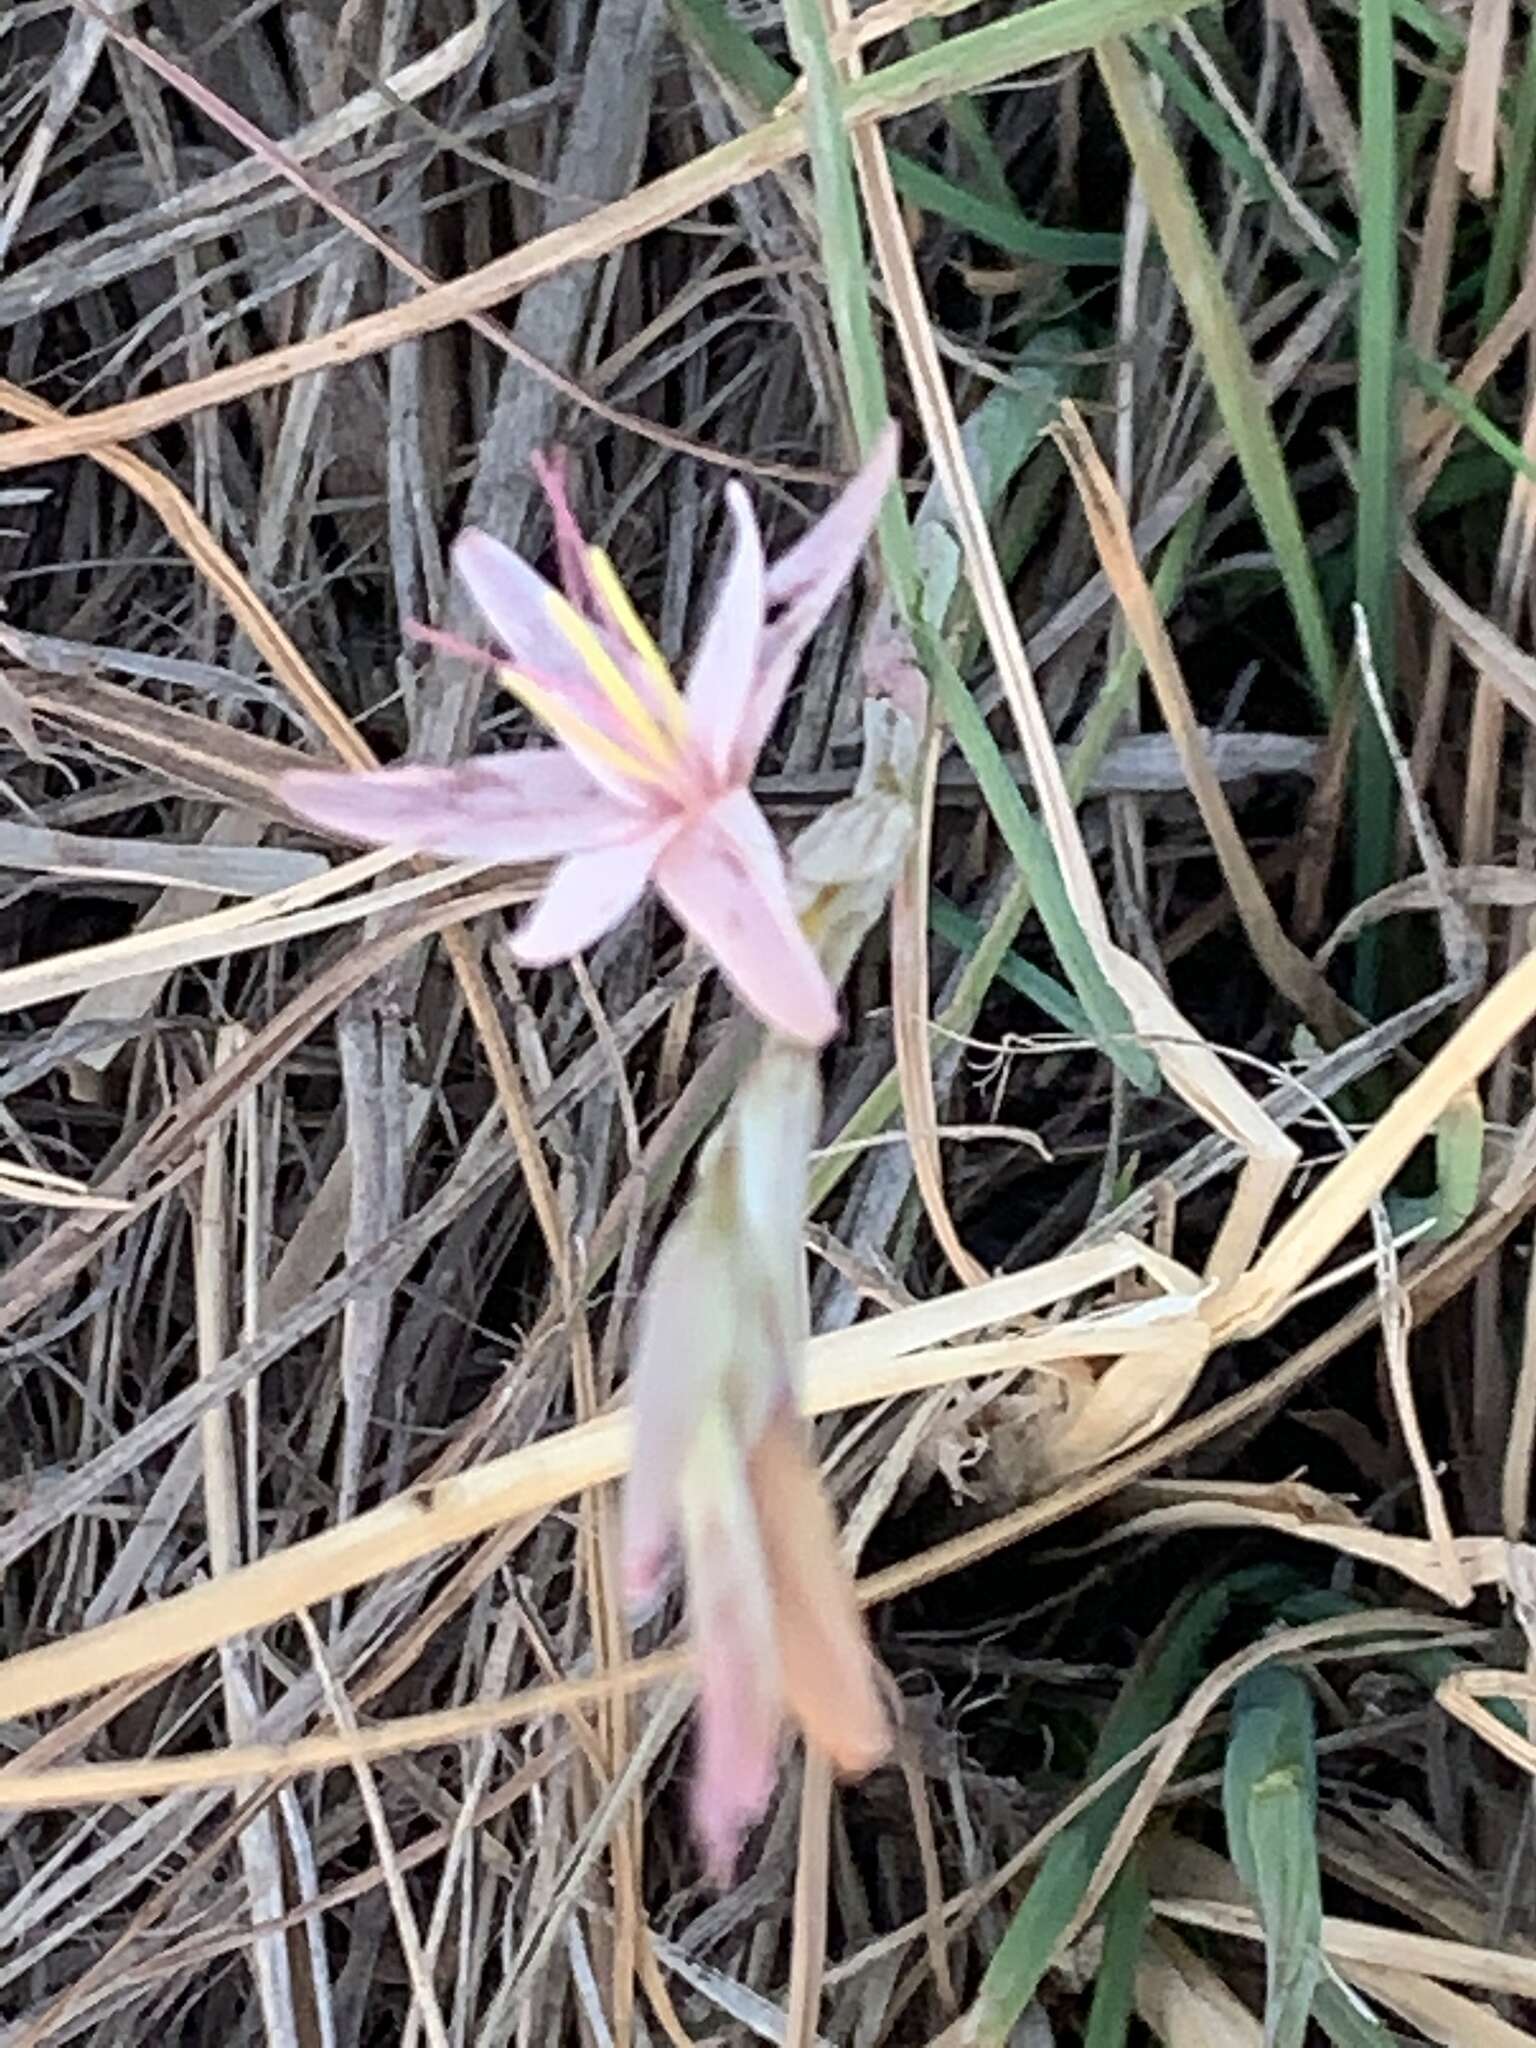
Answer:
[0,1656,683,1810]
[0,1162,129,1212]
[0,664,42,758]
[1150,1897,1536,1999]
[786,1751,835,2048]
[1104,1482,1503,1601]
[1135,1925,1264,2043]
[87,2,823,485]
[1214,942,1536,1340]
[0,379,345,749]
[1050,402,1358,1055]
[892,718,988,1286]
[0,852,512,1018]
[1457,0,1512,196]
[843,121,1298,1311]
[1436,1664,1536,1774]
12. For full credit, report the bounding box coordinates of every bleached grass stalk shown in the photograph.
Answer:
[194,1026,302,2048]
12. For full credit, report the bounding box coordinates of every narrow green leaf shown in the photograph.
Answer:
[968,1568,1302,2045]
[806,356,1087,1212]
[903,15,1018,212]
[1352,0,1401,1007]
[1391,0,1465,53]
[928,896,1090,1034]
[1083,1852,1150,2048]
[1430,1087,1484,1240]
[1404,347,1536,487]
[1312,1978,1410,2046]
[913,346,1082,633]
[888,153,1122,266]
[780,0,1154,1089]
[1224,1666,1323,2048]
[844,0,1207,122]
[669,0,1122,264]
[1482,24,1536,333]
[1094,39,1337,719]
[924,499,1204,1043]
[1131,28,1343,253]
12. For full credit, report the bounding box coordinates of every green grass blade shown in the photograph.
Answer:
[1404,347,1536,487]
[670,0,1122,265]
[913,346,1082,635]
[845,0,1207,122]
[778,0,888,452]
[1385,1086,1486,1241]
[781,0,1154,1089]
[927,896,1091,1033]
[1312,1979,1410,2046]
[921,497,1204,1038]
[1352,0,1401,1007]
[1131,28,1342,252]
[920,638,1158,1090]
[1482,24,1536,333]
[902,16,1017,212]
[1094,38,1337,719]
[968,1568,1302,2044]
[1223,1666,1323,2048]
[1392,0,1465,54]
[805,362,1092,1213]
[887,154,1122,266]
[1083,1853,1150,2048]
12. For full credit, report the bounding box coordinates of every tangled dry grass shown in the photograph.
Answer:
[3,0,1536,2043]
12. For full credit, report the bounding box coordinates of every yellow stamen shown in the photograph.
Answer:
[586,547,691,744]
[494,665,668,788]
[544,587,677,767]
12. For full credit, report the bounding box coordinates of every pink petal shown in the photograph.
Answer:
[655,791,837,1045]
[621,1209,735,1612]
[683,483,765,783]
[279,752,637,862]
[453,530,598,697]
[453,530,671,805]
[682,1439,782,1885]
[750,1412,890,1779]
[510,827,674,964]
[739,425,899,769]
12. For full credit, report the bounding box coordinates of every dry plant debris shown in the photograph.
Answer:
[4,1,1536,2043]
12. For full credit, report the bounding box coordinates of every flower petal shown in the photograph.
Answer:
[510,827,674,964]
[740,425,899,769]
[621,1204,737,1612]
[654,790,837,1045]
[455,530,677,805]
[749,1411,890,1779]
[453,529,597,696]
[682,1417,782,1885]
[683,482,765,783]
[280,752,637,862]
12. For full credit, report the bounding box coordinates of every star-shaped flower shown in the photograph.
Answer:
[281,431,897,1044]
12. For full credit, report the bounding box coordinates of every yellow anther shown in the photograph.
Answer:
[494,666,667,788]
[586,548,690,742]
[544,587,676,767]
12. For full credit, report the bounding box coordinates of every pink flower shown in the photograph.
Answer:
[623,1044,891,1883]
[280,431,898,1045]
